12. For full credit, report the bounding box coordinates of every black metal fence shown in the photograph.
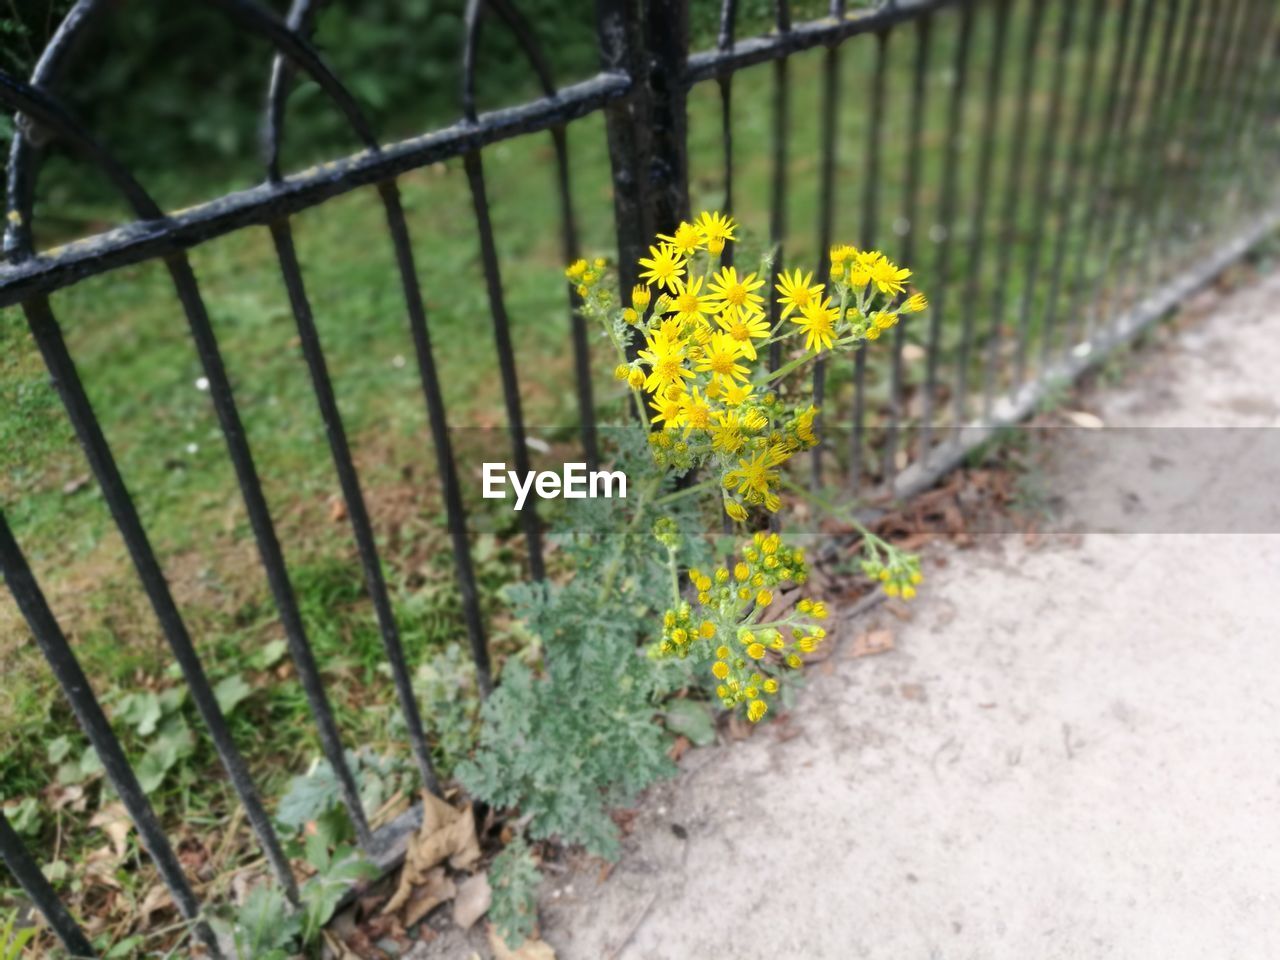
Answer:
[2,0,1277,953]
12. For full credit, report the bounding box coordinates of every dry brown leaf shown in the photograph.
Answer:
[453,872,492,930]
[488,924,557,960]
[88,802,131,859]
[403,866,456,928]
[666,734,691,762]
[383,793,480,915]
[849,628,895,659]
[329,496,348,523]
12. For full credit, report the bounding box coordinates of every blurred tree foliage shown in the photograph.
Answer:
[0,0,827,204]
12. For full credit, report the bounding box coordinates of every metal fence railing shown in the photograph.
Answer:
[2,0,1277,953]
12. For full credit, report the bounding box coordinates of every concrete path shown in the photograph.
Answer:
[527,267,1280,959]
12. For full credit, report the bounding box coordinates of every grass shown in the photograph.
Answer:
[2,0,1269,949]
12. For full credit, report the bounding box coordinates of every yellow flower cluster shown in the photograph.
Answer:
[572,212,925,523]
[655,533,828,723]
[859,551,924,600]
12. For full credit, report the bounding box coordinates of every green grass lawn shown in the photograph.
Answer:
[2,0,1259,946]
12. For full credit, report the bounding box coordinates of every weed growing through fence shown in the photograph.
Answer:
[463,213,927,945]
[576,211,927,714]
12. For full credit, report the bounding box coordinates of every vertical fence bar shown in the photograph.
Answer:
[0,513,221,957]
[717,0,738,268]
[1036,0,1111,372]
[550,125,600,469]
[1198,0,1263,239]
[1177,0,1250,255]
[983,0,1044,409]
[1083,0,1160,338]
[1212,0,1277,229]
[378,181,493,695]
[267,220,441,795]
[0,810,96,957]
[1105,0,1185,309]
[1060,0,1136,352]
[810,0,844,491]
[919,1,974,462]
[462,151,547,582]
[849,26,888,493]
[163,251,373,848]
[18,297,300,900]
[952,0,1010,427]
[1141,2,1216,285]
[884,12,932,487]
[644,0,691,234]
[596,0,650,327]
[1223,0,1280,222]
[767,0,792,372]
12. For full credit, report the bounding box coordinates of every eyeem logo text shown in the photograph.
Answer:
[482,462,627,511]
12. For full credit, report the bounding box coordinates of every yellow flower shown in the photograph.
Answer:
[657,221,704,257]
[712,660,729,680]
[696,331,751,386]
[829,244,856,266]
[721,379,756,407]
[700,620,717,638]
[638,243,687,292]
[797,636,816,653]
[746,642,765,660]
[775,269,824,319]
[695,210,737,249]
[724,499,748,522]
[715,306,771,360]
[763,678,779,694]
[903,292,928,313]
[870,256,911,295]
[786,654,802,669]
[667,273,714,328]
[710,410,748,456]
[848,249,880,288]
[734,563,750,581]
[724,447,785,506]
[873,310,897,330]
[792,296,840,352]
[747,699,768,723]
[715,645,730,659]
[637,330,695,394]
[566,259,589,280]
[678,385,714,435]
[810,602,828,619]
[755,589,773,608]
[707,266,766,315]
[648,388,684,428]
[631,284,652,310]
[613,364,630,381]
[623,307,639,325]
[627,368,646,389]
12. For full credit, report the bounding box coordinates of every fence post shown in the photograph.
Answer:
[596,0,691,289]
[643,0,691,235]
[596,0,651,301]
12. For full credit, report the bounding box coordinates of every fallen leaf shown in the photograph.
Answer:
[488,924,557,960]
[383,793,480,915]
[329,497,348,522]
[1064,409,1104,429]
[88,802,131,859]
[666,734,691,762]
[849,629,895,659]
[62,474,91,495]
[403,866,456,928]
[453,873,492,930]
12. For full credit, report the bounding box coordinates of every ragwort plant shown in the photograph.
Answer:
[571,211,926,720]
[463,212,926,943]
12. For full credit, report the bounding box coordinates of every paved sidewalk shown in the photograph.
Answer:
[527,267,1280,960]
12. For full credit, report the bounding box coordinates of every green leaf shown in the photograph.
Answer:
[115,691,162,736]
[104,935,145,958]
[46,734,73,765]
[664,699,716,747]
[235,883,300,955]
[213,673,253,715]
[1,797,41,837]
[252,638,288,671]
